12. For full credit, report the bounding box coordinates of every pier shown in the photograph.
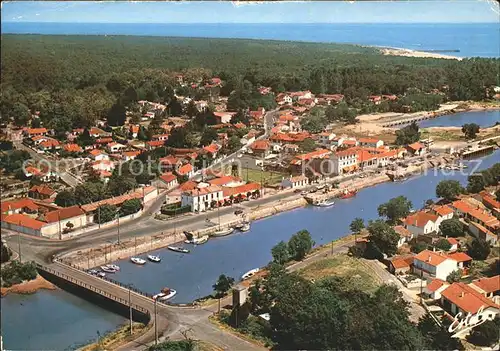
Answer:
[379,113,437,127]
[461,145,495,159]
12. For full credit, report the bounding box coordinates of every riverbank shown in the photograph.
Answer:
[77,322,147,351]
[0,274,56,297]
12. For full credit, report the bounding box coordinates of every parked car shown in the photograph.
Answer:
[234,209,244,215]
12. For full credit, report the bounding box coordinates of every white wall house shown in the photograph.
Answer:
[413,250,459,281]
[181,185,224,212]
[358,138,383,149]
[281,175,309,189]
[404,211,439,237]
[330,149,358,175]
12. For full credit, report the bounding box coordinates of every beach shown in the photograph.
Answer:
[380,47,462,60]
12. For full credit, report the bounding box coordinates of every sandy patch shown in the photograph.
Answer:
[1,275,56,297]
[380,48,462,61]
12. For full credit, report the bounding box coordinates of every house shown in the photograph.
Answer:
[406,142,426,156]
[176,163,195,179]
[213,112,235,124]
[152,134,169,142]
[1,213,47,236]
[129,125,139,138]
[283,143,299,154]
[389,255,414,275]
[249,140,271,157]
[369,95,382,104]
[38,138,61,151]
[431,205,454,221]
[290,149,331,167]
[317,132,336,146]
[26,128,48,137]
[469,276,500,299]
[447,252,473,271]
[89,149,109,161]
[404,211,440,236]
[23,166,59,182]
[467,208,500,232]
[276,93,292,105]
[440,283,499,319]
[208,175,244,188]
[38,205,87,238]
[393,225,413,247]
[63,143,83,153]
[479,190,500,218]
[146,140,165,150]
[181,185,224,212]
[1,198,39,215]
[202,144,219,158]
[123,150,141,161]
[92,160,115,172]
[424,279,449,300]
[107,142,126,153]
[159,172,179,189]
[358,138,383,149]
[330,148,358,175]
[281,175,309,189]
[31,135,49,145]
[468,221,498,245]
[356,148,379,170]
[222,183,261,203]
[90,127,108,138]
[446,237,459,252]
[159,155,181,172]
[413,250,459,281]
[28,185,56,200]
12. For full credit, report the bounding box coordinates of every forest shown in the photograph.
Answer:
[1,34,498,131]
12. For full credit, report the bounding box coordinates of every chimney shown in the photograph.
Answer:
[460,292,464,298]
[427,256,432,263]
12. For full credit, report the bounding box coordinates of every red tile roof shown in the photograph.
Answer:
[147,140,165,148]
[447,252,472,263]
[96,137,113,144]
[160,172,177,183]
[176,163,193,176]
[179,180,198,191]
[447,237,459,245]
[433,205,454,217]
[393,225,412,238]
[404,211,439,228]
[407,142,424,151]
[441,282,499,314]
[250,140,270,151]
[426,279,448,292]
[63,143,83,153]
[470,276,500,294]
[27,128,47,135]
[480,191,500,209]
[359,138,380,144]
[203,144,219,154]
[29,185,55,197]
[208,175,241,186]
[184,185,222,196]
[2,213,46,230]
[414,250,450,266]
[40,139,60,148]
[42,206,85,223]
[1,198,39,213]
[222,182,261,198]
[391,256,413,269]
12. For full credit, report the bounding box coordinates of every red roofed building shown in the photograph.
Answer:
[176,163,194,178]
[290,149,330,166]
[202,144,219,157]
[388,255,414,275]
[470,276,500,298]
[159,172,179,189]
[440,282,499,318]
[358,138,384,149]
[479,190,500,215]
[28,185,56,200]
[39,138,61,151]
[413,250,460,281]
[404,211,440,236]
[208,175,244,187]
[393,225,413,247]
[406,142,426,155]
[146,140,166,150]
[222,182,261,201]
[250,140,271,157]
[26,128,48,137]
[424,279,449,300]
[1,213,47,236]
[63,143,83,153]
[281,175,309,189]
[1,198,39,215]
[181,185,224,212]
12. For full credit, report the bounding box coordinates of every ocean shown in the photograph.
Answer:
[2,22,498,58]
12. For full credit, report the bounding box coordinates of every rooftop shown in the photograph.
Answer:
[441,282,499,314]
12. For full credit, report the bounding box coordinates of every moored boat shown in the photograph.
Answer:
[100,265,117,273]
[130,257,146,265]
[153,287,177,301]
[239,223,251,232]
[314,198,335,207]
[97,272,106,278]
[212,227,234,237]
[340,189,357,199]
[242,268,260,280]
[108,264,120,271]
[193,235,209,244]
[147,254,161,262]
[168,246,190,254]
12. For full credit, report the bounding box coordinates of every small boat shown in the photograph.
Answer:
[97,272,106,278]
[147,255,161,263]
[340,190,357,199]
[315,198,335,207]
[239,223,251,232]
[100,265,117,273]
[242,268,260,280]
[130,257,146,265]
[108,264,120,271]
[153,288,177,301]
[168,246,190,254]
[193,235,209,244]
[212,227,234,237]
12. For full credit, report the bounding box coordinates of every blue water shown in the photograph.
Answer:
[1,289,126,350]
[419,110,500,128]
[109,150,500,304]
[2,23,499,58]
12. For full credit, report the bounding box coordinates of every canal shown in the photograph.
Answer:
[3,149,499,350]
[419,110,499,128]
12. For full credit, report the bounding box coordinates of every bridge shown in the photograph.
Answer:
[379,113,436,127]
[36,261,264,350]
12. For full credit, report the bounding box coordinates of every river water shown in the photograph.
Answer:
[419,110,500,128]
[2,119,499,350]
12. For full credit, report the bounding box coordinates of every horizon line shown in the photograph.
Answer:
[2,21,498,25]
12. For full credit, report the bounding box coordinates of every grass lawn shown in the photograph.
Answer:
[299,254,380,293]
[241,168,286,186]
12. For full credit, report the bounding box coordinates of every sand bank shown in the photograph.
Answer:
[1,275,56,297]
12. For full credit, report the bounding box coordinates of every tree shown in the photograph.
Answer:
[418,314,463,351]
[367,220,399,256]
[0,241,12,263]
[54,190,77,207]
[467,173,486,193]
[107,102,126,126]
[462,123,480,139]
[96,204,117,224]
[446,269,463,283]
[167,97,183,116]
[496,189,500,202]
[108,175,137,196]
[137,126,149,141]
[395,122,420,145]
[411,242,428,254]
[212,274,235,298]
[287,230,314,261]
[467,238,491,260]
[271,241,290,265]
[439,218,463,238]
[349,218,365,234]
[227,135,241,153]
[199,128,218,146]
[12,102,31,127]
[377,196,412,224]
[185,100,198,118]
[76,128,95,147]
[120,199,142,216]
[435,238,452,251]
[466,318,500,347]
[436,180,463,201]
[298,138,317,152]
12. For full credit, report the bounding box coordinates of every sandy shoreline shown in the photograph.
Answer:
[379,47,462,60]
[1,274,56,297]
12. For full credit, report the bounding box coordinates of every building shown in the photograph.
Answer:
[358,138,383,149]
[38,205,87,237]
[176,163,195,179]
[89,149,109,161]
[389,255,414,275]
[159,172,179,189]
[424,279,449,300]
[208,175,245,188]
[404,211,440,236]
[469,276,499,299]
[440,282,499,319]
[281,175,309,189]
[413,250,459,281]
[330,149,358,175]
[28,185,56,200]
[213,112,235,124]
[446,237,459,252]
[123,150,141,161]
[107,142,126,153]
[222,183,261,202]
[249,140,271,157]
[63,143,83,153]
[1,213,47,236]
[431,205,454,221]
[1,198,39,215]
[393,225,413,247]
[468,221,497,245]
[406,142,426,156]
[447,252,473,272]
[181,185,224,212]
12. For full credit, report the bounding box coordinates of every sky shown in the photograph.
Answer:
[1,1,499,24]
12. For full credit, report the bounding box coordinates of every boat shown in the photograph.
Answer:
[100,265,117,273]
[97,272,106,278]
[130,257,146,265]
[168,246,190,254]
[108,264,120,271]
[241,268,260,280]
[239,223,251,232]
[153,288,177,301]
[193,235,209,244]
[212,227,234,237]
[314,198,335,207]
[147,254,161,263]
[340,190,357,199]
